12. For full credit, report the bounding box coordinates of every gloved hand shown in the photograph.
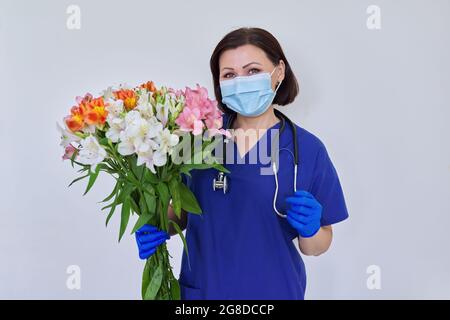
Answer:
[135,224,170,260]
[285,190,322,238]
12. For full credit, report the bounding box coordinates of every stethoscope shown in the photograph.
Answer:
[213,109,299,218]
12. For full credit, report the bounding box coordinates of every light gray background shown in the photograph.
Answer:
[0,0,449,299]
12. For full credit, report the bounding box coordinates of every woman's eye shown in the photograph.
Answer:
[222,69,259,79]
[223,73,235,79]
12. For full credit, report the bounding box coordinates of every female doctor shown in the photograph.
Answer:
[134,27,349,300]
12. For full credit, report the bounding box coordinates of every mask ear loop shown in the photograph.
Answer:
[270,66,283,95]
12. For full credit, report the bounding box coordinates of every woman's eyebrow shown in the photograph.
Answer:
[242,61,262,69]
[221,62,262,71]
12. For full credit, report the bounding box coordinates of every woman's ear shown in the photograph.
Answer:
[278,59,286,82]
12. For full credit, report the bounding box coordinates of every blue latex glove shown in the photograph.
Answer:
[285,190,323,238]
[135,224,170,260]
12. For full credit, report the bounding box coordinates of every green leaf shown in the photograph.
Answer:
[212,163,230,174]
[99,180,119,204]
[168,177,181,219]
[169,277,180,300]
[139,195,148,216]
[180,163,230,175]
[101,202,114,211]
[156,182,170,219]
[125,171,140,186]
[127,155,144,180]
[142,183,155,196]
[144,263,163,300]
[77,166,89,173]
[118,197,131,242]
[129,194,140,215]
[105,202,117,227]
[143,192,156,215]
[130,211,152,234]
[179,163,211,174]
[106,184,133,230]
[98,137,109,146]
[141,259,152,299]
[144,169,159,184]
[169,220,191,271]
[68,173,90,187]
[69,149,78,168]
[130,194,154,234]
[98,165,116,175]
[103,184,121,226]
[83,164,101,195]
[178,181,202,214]
[117,183,135,203]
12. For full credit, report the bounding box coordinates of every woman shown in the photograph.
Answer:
[134,27,349,300]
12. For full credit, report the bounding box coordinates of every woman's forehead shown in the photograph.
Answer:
[219,45,271,69]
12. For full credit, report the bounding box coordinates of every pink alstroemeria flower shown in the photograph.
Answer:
[62,144,78,160]
[184,85,208,110]
[175,84,228,137]
[175,106,204,135]
[168,87,184,99]
[76,93,93,105]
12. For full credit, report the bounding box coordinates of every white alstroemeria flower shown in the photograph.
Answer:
[82,124,96,134]
[155,128,179,155]
[168,98,179,116]
[140,120,160,150]
[153,150,167,167]
[101,86,114,101]
[77,135,107,171]
[117,123,147,156]
[105,115,125,143]
[105,99,124,116]
[117,112,167,158]
[147,116,163,139]
[117,130,138,155]
[136,92,154,119]
[136,139,158,173]
[122,110,146,137]
[118,112,143,146]
[156,101,169,127]
[56,122,81,148]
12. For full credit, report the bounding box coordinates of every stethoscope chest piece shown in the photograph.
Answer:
[213,171,228,194]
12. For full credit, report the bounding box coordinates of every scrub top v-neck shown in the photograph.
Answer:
[178,112,349,300]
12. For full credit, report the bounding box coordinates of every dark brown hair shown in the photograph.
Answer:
[210,27,299,113]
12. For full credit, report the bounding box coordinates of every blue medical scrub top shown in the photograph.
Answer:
[179,113,349,300]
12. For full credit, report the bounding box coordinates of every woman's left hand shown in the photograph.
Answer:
[285,190,323,238]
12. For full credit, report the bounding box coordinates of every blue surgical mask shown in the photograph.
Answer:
[219,67,283,117]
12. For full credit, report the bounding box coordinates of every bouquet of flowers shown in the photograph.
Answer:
[57,80,229,299]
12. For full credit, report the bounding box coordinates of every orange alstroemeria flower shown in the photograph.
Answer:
[140,81,157,92]
[114,89,137,111]
[65,105,85,132]
[84,97,108,126]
